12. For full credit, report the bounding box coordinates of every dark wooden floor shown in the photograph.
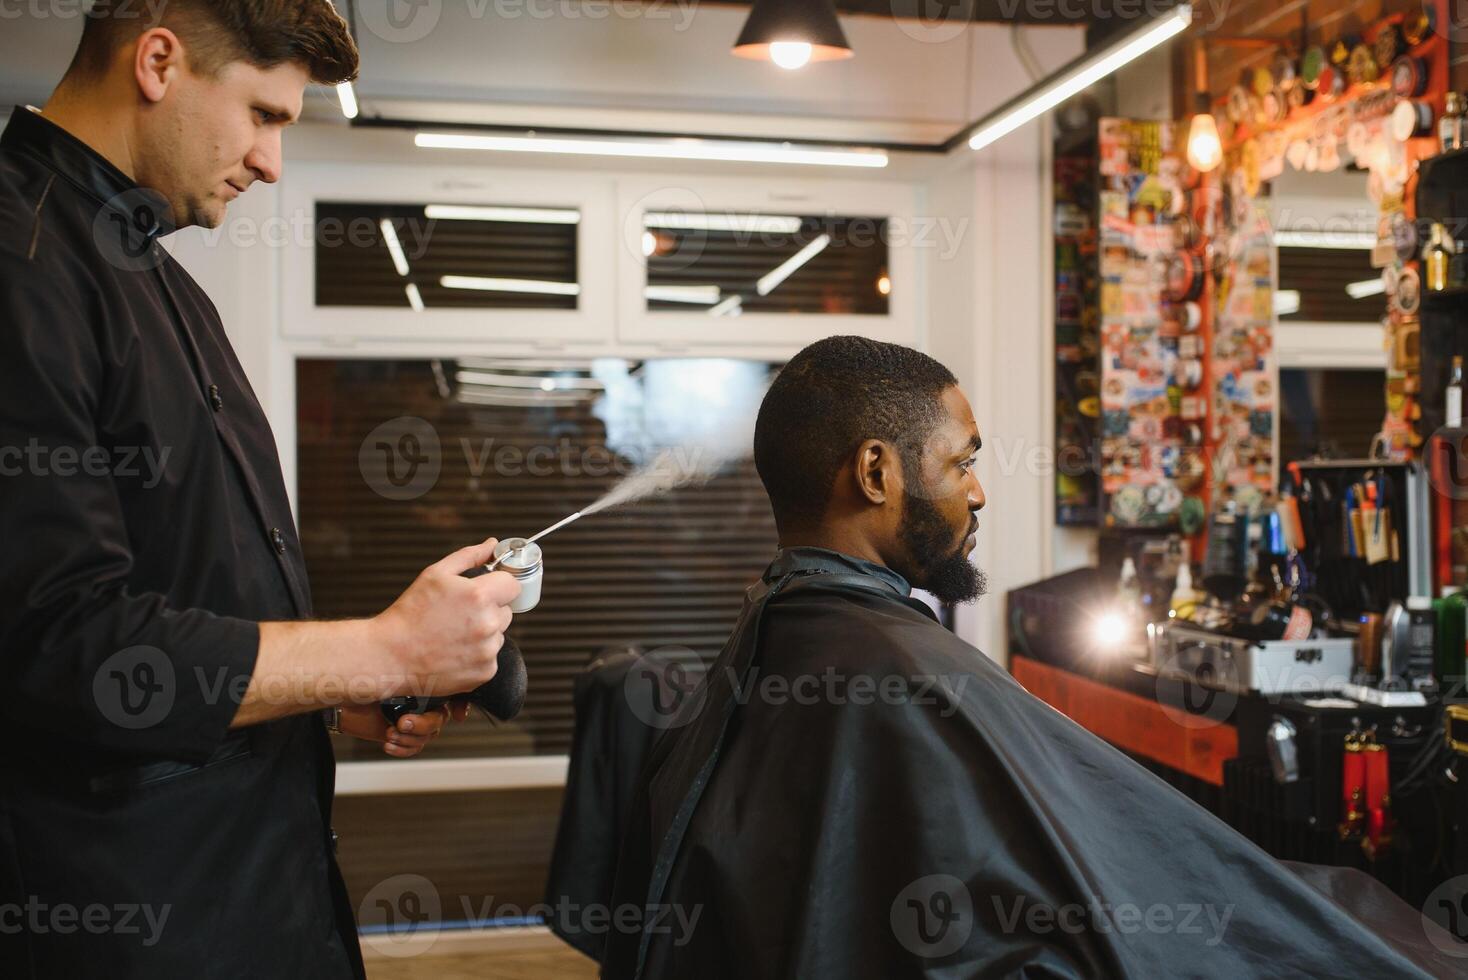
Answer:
[365,946,598,979]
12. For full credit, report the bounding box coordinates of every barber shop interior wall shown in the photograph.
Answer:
[4,13,1086,668]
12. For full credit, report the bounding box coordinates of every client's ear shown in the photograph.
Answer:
[852,439,901,505]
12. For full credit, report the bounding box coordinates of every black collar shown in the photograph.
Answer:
[2,105,175,247]
[763,546,912,598]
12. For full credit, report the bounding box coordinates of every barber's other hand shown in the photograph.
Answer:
[336,701,470,758]
[371,538,521,700]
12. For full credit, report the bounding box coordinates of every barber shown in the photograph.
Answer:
[0,3,517,977]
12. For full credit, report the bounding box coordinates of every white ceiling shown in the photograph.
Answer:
[0,4,1083,146]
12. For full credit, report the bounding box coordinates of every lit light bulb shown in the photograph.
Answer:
[1186,112,1222,173]
[770,41,813,70]
[641,231,658,257]
[1094,611,1129,649]
[876,274,892,297]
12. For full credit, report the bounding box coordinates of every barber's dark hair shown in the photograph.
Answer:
[69,0,359,85]
[754,336,957,530]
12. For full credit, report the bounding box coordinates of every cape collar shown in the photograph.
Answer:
[763,546,912,598]
[3,105,175,246]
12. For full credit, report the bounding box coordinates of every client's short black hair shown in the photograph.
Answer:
[754,336,957,529]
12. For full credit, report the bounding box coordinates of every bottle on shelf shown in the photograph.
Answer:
[1118,556,1142,616]
[1434,587,1466,695]
[1169,561,1202,621]
[1448,355,1464,428]
[1441,92,1463,152]
[1425,223,1453,292]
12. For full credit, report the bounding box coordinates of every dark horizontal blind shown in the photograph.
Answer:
[1280,367,1387,462]
[646,215,890,315]
[314,202,579,310]
[297,358,780,760]
[1277,246,1380,323]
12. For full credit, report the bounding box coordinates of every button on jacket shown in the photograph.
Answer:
[0,106,364,979]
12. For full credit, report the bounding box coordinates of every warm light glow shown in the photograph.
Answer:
[416,132,888,169]
[1185,112,1222,172]
[336,82,359,120]
[967,5,1192,151]
[770,41,813,70]
[1094,611,1129,648]
[877,274,892,297]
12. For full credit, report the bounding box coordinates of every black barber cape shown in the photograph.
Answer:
[0,107,363,978]
[601,547,1458,978]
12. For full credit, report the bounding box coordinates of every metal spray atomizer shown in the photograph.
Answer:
[489,537,544,613]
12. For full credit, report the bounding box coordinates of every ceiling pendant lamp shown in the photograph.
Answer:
[732,0,853,71]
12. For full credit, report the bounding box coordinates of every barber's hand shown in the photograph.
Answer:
[337,701,471,758]
[371,537,521,700]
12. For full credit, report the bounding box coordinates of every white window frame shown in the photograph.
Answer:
[614,175,919,349]
[1275,321,1386,370]
[278,161,617,345]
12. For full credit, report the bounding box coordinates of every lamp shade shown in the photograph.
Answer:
[732,0,853,64]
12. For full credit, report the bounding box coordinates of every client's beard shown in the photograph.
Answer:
[898,491,987,605]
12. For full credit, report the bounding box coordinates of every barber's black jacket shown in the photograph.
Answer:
[0,106,364,978]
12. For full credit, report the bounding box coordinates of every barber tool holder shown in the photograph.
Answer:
[1283,460,1430,617]
[1225,696,1442,904]
[1151,621,1354,697]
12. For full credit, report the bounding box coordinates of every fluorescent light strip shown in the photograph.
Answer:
[1273,290,1301,316]
[1346,278,1386,299]
[456,389,587,407]
[454,371,604,390]
[966,5,1192,152]
[416,132,888,169]
[757,234,831,296]
[458,357,607,372]
[336,82,359,120]
[708,295,742,317]
[644,285,723,305]
[645,212,803,234]
[1274,230,1378,250]
[440,275,581,296]
[404,282,425,312]
[424,205,581,224]
[379,220,410,277]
